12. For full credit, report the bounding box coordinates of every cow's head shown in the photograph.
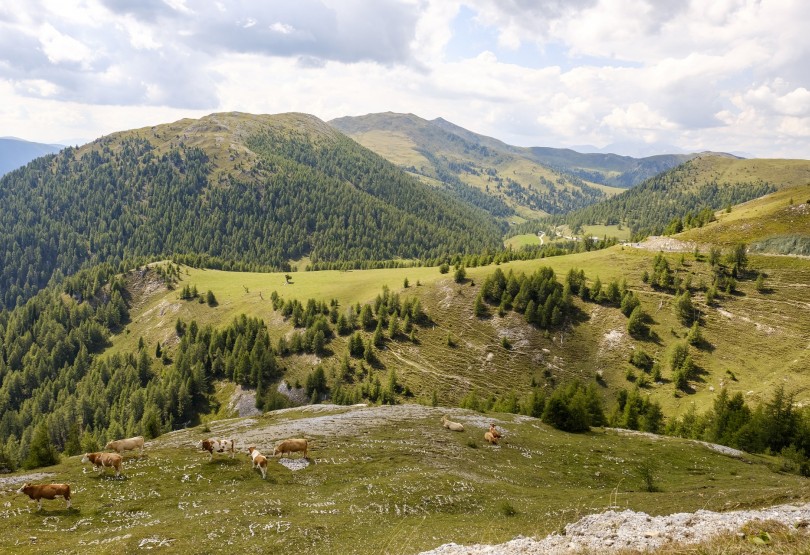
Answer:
[248,446,256,455]
[81,453,90,463]
[104,441,113,449]
[16,483,30,494]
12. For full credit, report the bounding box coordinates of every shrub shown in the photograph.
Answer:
[635,458,659,492]
[498,500,517,517]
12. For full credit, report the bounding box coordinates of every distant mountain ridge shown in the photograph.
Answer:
[329,113,713,219]
[331,112,619,220]
[0,137,62,176]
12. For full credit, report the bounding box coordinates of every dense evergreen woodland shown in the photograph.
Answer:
[514,159,775,239]
[0,121,504,310]
[0,260,438,470]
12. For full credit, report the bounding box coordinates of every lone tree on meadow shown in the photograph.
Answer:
[727,243,749,277]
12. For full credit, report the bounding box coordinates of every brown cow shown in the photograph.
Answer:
[248,446,268,479]
[105,436,144,455]
[16,483,71,510]
[489,423,503,440]
[273,438,308,459]
[196,438,235,461]
[484,431,499,445]
[82,451,123,477]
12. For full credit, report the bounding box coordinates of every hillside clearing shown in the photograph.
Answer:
[2,404,809,554]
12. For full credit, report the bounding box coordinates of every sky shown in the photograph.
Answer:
[1,0,809,158]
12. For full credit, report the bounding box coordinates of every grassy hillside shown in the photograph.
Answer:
[551,155,810,241]
[110,241,810,417]
[2,403,808,554]
[679,184,810,253]
[331,113,625,221]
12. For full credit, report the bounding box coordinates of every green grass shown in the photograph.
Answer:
[679,184,810,248]
[3,405,810,554]
[503,233,542,249]
[581,224,632,241]
[112,243,810,418]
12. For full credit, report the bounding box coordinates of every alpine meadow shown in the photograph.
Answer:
[2,2,810,552]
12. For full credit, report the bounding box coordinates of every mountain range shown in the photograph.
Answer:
[0,111,809,553]
[0,137,62,176]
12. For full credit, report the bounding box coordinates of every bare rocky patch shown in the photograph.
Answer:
[419,502,810,554]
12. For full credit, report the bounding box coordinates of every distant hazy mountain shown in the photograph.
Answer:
[0,137,62,176]
[570,141,688,157]
[331,113,623,220]
[331,113,705,204]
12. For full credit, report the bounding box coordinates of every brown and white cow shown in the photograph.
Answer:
[82,452,123,477]
[272,438,308,459]
[196,438,235,461]
[105,435,145,455]
[247,446,268,479]
[16,483,71,510]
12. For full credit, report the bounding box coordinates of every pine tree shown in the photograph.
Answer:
[24,422,60,469]
[686,321,702,346]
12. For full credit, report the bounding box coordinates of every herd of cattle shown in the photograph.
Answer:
[15,416,502,511]
[15,434,309,511]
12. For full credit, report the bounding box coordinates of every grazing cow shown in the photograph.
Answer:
[196,438,236,461]
[484,431,499,445]
[82,452,123,477]
[489,423,503,440]
[16,483,71,510]
[248,446,268,479]
[273,438,308,459]
[105,435,144,455]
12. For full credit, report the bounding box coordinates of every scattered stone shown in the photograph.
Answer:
[418,502,810,554]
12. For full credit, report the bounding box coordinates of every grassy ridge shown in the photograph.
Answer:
[2,404,809,554]
[113,242,810,416]
[679,183,810,249]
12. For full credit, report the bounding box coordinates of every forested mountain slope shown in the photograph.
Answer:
[330,113,708,222]
[545,155,810,240]
[331,112,622,220]
[0,112,504,309]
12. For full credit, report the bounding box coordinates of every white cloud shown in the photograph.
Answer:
[38,22,95,66]
[269,22,294,34]
[0,0,807,158]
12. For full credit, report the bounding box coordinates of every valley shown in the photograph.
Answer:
[0,111,809,554]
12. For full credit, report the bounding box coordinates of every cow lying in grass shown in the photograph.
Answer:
[82,452,123,477]
[442,415,464,432]
[16,483,71,510]
[273,438,308,459]
[248,446,268,479]
[196,438,236,461]
[105,435,144,455]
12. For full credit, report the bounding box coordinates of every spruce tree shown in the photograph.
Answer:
[24,422,60,469]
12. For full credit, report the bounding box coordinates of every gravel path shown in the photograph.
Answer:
[419,502,810,554]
